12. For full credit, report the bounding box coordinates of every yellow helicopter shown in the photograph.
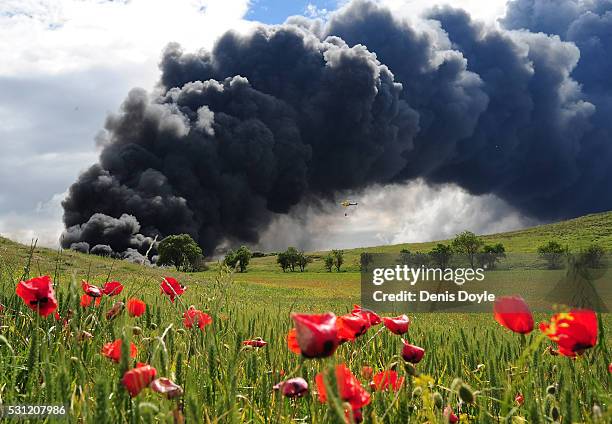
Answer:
[340,200,358,216]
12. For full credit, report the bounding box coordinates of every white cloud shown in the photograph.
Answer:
[0,0,252,76]
[0,191,66,248]
[0,0,251,247]
[381,0,508,24]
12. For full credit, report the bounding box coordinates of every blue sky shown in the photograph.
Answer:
[247,0,341,23]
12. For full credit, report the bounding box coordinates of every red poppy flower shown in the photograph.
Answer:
[160,277,186,302]
[337,313,369,343]
[539,309,598,356]
[370,370,404,392]
[273,377,309,398]
[80,294,101,307]
[81,280,103,298]
[608,363,612,374]
[101,339,138,363]
[102,281,124,296]
[515,393,524,406]
[444,406,459,424]
[401,339,425,363]
[183,306,212,330]
[291,312,339,358]
[286,328,301,354]
[243,337,267,348]
[315,364,371,411]
[493,296,534,334]
[15,275,58,317]
[150,377,183,398]
[351,304,382,326]
[382,315,409,335]
[127,298,146,317]
[122,363,157,397]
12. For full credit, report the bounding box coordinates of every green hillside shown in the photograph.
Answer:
[242,210,612,273]
[1,210,611,295]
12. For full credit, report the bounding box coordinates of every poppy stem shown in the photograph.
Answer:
[364,325,385,345]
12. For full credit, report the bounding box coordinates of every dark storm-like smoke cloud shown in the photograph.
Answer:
[61,0,612,256]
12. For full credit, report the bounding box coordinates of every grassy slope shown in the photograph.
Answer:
[243,210,612,273]
[2,210,611,311]
[0,213,610,423]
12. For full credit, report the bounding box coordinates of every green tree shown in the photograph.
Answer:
[428,243,452,269]
[285,247,300,272]
[332,249,344,272]
[277,252,290,272]
[537,241,567,269]
[224,246,252,272]
[398,248,411,266]
[478,243,506,269]
[324,254,334,272]
[157,234,203,272]
[297,251,313,272]
[452,231,484,268]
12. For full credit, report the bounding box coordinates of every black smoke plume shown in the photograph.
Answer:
[61,0,612,256]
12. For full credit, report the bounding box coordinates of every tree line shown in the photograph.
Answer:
[127,232,607,274]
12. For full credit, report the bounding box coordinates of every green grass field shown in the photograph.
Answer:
[0,212,610,422]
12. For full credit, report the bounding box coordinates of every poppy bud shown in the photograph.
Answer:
[150,378,183,399]
[546,385,556,395]
[550,405,560,421]
[458,382,475,404]
[592,404,602,419]
[132,326,142,336]
[77,331,94,342]
[432,392,443,409]
[411,387,422,398]
[280,377,309,398]
[361,366,373,380]
[106,301,125,320]
[515,393,524,406]
[404,362,418,376]
[401,339,425,364]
